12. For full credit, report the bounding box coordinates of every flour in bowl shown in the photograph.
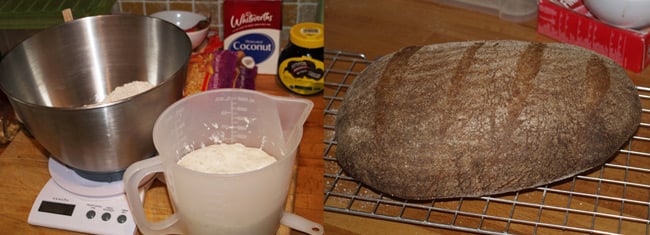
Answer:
[177,143,277,174]
[101,81,154,104]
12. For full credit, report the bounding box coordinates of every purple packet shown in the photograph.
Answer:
[207,50,238,89]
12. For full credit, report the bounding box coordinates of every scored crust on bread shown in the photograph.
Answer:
[335,40,642,200]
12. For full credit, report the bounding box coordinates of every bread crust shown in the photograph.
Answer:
[335,40,641,200]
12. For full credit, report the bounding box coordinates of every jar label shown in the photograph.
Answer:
[278,56,324,95]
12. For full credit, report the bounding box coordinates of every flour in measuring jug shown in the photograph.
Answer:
[177,143,276,174]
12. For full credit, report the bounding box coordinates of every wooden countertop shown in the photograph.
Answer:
[324,0,650,234]
[0,76,323,234]
[324,0,650,85]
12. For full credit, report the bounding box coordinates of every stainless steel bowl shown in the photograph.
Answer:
[0,15,191,180]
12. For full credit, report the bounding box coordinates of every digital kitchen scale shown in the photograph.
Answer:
[28,158,152,235]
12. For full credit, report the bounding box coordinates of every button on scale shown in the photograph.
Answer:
[101,212,111,221]
[86,210,96,219]
[117,215,127,224]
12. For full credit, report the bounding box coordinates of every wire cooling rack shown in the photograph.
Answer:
[323,50,650,235]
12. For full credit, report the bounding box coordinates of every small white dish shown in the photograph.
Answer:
[151,10,209,49]
[583,0,650,29]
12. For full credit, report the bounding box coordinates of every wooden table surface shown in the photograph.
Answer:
[324,0,650,234]
[324,0,650,85]
[0,76,323,234]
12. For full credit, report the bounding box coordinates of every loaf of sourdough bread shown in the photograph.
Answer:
[335,40,641,200]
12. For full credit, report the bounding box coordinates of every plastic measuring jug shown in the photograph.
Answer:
[123,89,321,235]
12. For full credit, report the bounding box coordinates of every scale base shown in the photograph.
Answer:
[27,158,153,235]
[28,179,138,235]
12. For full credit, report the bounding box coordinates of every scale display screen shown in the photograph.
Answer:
[38,200,75,216]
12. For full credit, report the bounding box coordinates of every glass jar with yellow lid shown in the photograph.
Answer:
[277,22,324,96]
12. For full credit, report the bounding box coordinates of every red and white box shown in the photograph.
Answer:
[537,0,650,73]
[223,0,282,75]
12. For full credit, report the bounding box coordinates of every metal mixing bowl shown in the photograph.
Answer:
[0,15,192,181]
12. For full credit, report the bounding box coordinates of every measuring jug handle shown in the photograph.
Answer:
[280,212,324,235]
[123,156,182,235]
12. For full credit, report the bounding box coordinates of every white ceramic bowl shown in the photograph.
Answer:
[583,0,650,29]
[151,10,209,49]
